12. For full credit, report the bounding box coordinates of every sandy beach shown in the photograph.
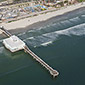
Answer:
[0,3,85,34]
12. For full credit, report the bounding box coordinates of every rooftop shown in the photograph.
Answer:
[3,35,25,52]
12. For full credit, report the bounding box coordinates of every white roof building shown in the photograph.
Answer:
[3,35,25,52]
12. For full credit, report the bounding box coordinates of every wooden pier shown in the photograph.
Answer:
[0,26,59,78]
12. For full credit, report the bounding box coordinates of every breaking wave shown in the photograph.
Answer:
[1,14,84,48]
[23,22,85,47]
[41,41,53,46]
[17,15,85,38]
[54,23,85,36]
[0,15,85,48]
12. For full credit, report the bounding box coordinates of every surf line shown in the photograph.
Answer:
[0,26,59,78]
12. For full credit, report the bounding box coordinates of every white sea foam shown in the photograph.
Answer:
[28,30,34,32]
[23,37,34,42]
[81,15,85,17]
[41,41,53,46]
[69,17,80,21]
[26,37,34,40]
[28,23,85,47]
[17,15,85,47]
[17,32,26,36]
[54,23,85,36]
[34,46,37,48]
[60,20,71,25]
[18,16,83,39]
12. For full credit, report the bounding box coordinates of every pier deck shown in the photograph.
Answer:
[0,26,59,77]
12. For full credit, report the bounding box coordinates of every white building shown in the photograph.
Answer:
[3,35,25,52]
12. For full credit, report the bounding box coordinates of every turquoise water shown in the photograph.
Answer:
[0,7,85,85]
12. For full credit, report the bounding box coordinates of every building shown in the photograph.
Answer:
[7,0,14,3]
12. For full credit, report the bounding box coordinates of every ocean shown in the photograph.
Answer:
[0,7,85,85]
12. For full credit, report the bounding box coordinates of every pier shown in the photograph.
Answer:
[24,46,59,77]
[0,26,12,37]
[0,26,59,78]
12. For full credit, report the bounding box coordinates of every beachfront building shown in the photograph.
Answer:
[0,0,80,23]
[7,0,14,3]
[68,0,78,4]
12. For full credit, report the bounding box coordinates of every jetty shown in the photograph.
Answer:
[0,26,59,78]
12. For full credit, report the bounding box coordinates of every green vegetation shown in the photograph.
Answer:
[78,0,85,2]
[0,0,6,2]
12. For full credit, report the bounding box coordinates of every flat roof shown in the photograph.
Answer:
[3,35,25,48]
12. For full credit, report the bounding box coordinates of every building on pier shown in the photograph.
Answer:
[0,26,59,78]
[3,35,25,52]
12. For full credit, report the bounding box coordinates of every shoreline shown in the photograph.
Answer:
[0,3,85,34]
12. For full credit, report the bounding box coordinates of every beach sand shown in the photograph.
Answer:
[0,3,85,34]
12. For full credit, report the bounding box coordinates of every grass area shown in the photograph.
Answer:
[79,0,85,2]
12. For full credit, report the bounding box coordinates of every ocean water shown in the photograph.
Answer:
[0,7,85,85]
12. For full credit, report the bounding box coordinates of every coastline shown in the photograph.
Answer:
[0,3,85,34]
